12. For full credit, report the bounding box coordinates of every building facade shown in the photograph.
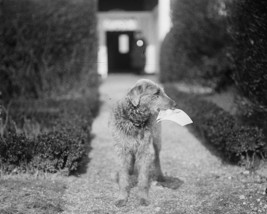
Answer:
[97,0,171,77]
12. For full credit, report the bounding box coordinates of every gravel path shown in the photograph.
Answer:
[62,74,266,214]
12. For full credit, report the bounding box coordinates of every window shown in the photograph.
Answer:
[118,34,129,54]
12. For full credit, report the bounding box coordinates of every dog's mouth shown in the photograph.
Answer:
[157,108,162,112]
[157,107,170,112]
[157,106,177,112]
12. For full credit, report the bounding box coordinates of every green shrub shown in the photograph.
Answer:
[160,0,232,90]
[165,84,266,163]
[0,0,98,102]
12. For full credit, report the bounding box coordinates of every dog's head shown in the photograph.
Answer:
[127,79,176,114]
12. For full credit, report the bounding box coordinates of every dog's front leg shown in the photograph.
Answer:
[153,124,165,182]
[115,153,132,207]
[136,141,154,206]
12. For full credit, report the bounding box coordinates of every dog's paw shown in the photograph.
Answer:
[115,199,127,207]
[139,198,150,206]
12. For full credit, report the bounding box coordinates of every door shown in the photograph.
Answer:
[106,31,134,73]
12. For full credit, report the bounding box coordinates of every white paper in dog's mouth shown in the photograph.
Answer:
[156,109,193,126]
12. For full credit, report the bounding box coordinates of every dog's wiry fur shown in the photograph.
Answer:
[109,79,176,207]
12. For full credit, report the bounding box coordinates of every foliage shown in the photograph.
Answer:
[165,85,266,163]
[0,0,99,175]
[0,0,98,102]
[227,0,267,108]
[226,0,267,143]
[0,95,98,175]
[160,0,232,90]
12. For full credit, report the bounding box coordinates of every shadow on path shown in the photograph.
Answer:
[187,125,237,166]
[156,176,184,190]
[70,134,94,176]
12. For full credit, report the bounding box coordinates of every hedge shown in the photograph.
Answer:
[227,0,267,139]
[160,0,232,90]
[165,85,266,163]
[0,94,99,175]
[228,0,267,108]
[0,0,98,102]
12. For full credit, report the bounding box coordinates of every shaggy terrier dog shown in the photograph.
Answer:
[109,79,176,207]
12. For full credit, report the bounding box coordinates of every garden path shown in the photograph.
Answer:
[62,74,259,214]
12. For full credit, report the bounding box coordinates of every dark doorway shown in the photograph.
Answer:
[107,31,134,73]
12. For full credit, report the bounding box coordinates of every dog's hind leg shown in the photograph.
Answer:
[115,152,133,207]
[153,143,165,182]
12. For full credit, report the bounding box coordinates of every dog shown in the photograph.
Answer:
[109,79,176,207]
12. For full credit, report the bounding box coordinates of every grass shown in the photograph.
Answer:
[194,172,267,213]
[0,175,66,214]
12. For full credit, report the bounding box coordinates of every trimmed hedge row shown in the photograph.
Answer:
[0,0,98,102]
[227,0,267,139]
[165,84,266,163]
[160,0,232,90]
[0,94,99,175]
[228,0,267,108]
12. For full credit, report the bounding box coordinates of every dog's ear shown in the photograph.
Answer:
[127,85,142,107]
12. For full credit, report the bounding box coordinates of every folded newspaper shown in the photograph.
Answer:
[157,109,193,126]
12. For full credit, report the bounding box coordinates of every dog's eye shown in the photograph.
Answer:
[155,90,160,96]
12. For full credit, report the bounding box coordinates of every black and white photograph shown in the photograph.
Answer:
[0,0,267,213]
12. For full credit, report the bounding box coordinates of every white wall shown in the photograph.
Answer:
[158,0,172,42]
